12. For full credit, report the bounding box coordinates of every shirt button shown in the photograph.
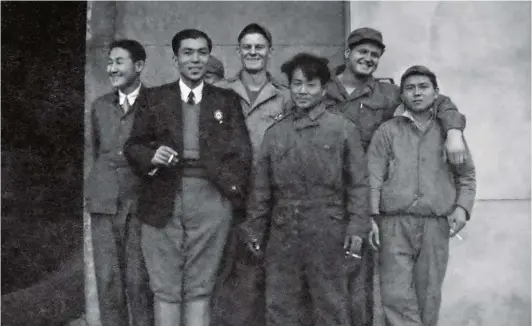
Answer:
[118,151,123,155]
[231,185,237,191]
[294,208,300,214]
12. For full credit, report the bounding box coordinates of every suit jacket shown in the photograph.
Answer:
[85,86,148,214]
[124,81,252,228]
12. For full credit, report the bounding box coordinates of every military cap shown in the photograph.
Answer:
[206,55,225,78]
[347,27,385,50]
[400,65,439,90]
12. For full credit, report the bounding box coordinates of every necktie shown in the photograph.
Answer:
[187,92,196,105]
[122,97,130,113]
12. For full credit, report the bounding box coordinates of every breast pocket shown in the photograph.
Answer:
[309,140,341,185]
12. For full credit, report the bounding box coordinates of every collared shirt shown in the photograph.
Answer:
[179,78,204,104]
[118,83,142,107]
[394,104,435,133]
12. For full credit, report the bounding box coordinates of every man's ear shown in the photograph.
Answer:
[344,48,350,60]
[135,60,145,73]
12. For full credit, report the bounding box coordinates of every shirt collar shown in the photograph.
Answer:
[179,78,204,104]
[118,83,142,106]
[395,103,435,131]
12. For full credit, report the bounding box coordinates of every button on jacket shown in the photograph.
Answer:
[241,101,370,244]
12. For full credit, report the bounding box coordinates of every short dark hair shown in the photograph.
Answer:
[237,23,272,46]
[281,53,331,85]
[171,29,212,55]
[400,65,439,92]
[108,39,146,63]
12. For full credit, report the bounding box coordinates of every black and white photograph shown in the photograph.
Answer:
[2,1,531,326]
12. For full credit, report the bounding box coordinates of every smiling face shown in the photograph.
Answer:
[174,37,210,85]
[107,47,143,92]
[345,42,383,77]
[237,33,271,73]
[290,68,326,110]
[401,74,439,112]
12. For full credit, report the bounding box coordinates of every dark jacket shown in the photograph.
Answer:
[124,81,252,228]
[367,105,476,219]
[325,74,466,151]
[240,101,370,244]
[85,86,148,214]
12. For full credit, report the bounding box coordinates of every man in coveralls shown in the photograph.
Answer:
[325,27,469,325]
[124,29,252,326]
[367,65,476,326]
[240,52,370,326]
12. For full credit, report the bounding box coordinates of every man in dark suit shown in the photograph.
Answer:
[85,39,153,326]
[124,29,252,326]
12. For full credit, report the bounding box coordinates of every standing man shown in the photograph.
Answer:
[326,27,469,325]
[85,39,153,326]
[367,65,476,326]
[204,55,225,85]
[212,23,290,326]
[124,29,252,326]
[240,53,370,326]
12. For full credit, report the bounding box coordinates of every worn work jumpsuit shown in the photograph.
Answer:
[241,102,371,326]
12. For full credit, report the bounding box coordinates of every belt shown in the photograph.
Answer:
[182,167,209,178]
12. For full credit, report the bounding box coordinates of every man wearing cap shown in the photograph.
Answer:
[204,55,225,85]
[211,23,290,326]
[367,65,476,326]
[324,26,469,326]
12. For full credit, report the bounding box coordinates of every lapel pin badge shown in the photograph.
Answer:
[214,110,224,124]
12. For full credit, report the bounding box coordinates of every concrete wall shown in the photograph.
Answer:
[348,3,531,325]
[349,1,531,200]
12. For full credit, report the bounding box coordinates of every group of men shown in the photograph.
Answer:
[86,22,476,326]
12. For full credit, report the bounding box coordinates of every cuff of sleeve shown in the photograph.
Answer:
[238,219,266,246]
[455,203,472,221]
[346,217,371,240]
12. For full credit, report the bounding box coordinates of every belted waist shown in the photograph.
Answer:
[274,197,343,208]
[182,167,209,178]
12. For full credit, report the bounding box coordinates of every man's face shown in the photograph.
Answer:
[345,42,383,77]
[174,37,210,83]
[290,68,325,110]
[401,75,439,112]
[203,72,222,85]
[107,47,142,91]
[237,33,271,73]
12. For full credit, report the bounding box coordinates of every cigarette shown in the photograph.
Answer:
[167,154,174,164]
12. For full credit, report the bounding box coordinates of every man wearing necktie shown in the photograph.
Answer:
[85,39,153,326]
[124,29,252,326]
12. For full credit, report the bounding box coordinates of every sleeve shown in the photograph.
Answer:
[239,129,273,245]
[89,103,100,164]
[344,120,371,238]
[366,124,392,216]
[451,141,477,219]
[123,103,158,176]
[226,92,253,208]
[434,94,466,132]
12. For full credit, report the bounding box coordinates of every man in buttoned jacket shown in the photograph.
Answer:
[124,29,252,326]
[85,39,153,326]
[211,23,291,326]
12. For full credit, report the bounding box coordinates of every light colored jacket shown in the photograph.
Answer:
[215,71,291,162]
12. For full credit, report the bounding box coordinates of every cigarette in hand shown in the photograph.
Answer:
[167,154,174,164]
